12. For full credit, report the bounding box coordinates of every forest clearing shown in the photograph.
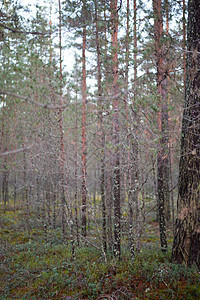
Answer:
[1,0,200,298]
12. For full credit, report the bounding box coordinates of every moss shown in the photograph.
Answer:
[1,203,200,299]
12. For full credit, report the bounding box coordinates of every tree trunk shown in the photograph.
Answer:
[125,0,135,259]
[3,162,9,213]
[95,0,107,254]
[74,72,79,246]
[58,0,66,239]
[166,0,175,233]
[23,149,30,236]
[183,0,186,91]
[153,0,169,252]
[133,0,141,254]
[111,0,121,260]
[81,1,87,238]
[172,0,200,268]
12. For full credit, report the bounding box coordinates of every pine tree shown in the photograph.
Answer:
[172,0,200,268]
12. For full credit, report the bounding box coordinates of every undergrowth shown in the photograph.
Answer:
[1,206,200,299]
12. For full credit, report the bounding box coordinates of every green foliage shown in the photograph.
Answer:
[1,203,200,299]
[1,215,200,299]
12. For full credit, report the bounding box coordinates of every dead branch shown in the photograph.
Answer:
[0,144,33,157]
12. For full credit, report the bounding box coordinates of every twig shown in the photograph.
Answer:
[78,233,101,251]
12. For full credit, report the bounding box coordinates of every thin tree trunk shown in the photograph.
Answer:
[14,174,17,212]
[125,0,135,260]
[23,149,30,236]
[74,72,79,246]
[46,186,51,227]
[133,0,137,103]
[81,2,87,238]
[183,0,186,91]
[133,0,141,254]
[95,0,107,254]
[3,162,9,213]
[103,0,113,253]
[166,0,175,232]
[164,0,171,222]
[1,99,9,213]
[58,0,66,239]
[107,163,113,253]
[153,0,169,252]
[111,0,121,260]
[53,188,57,230]
[36,177,40,219]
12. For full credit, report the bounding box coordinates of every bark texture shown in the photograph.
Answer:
[153,0,169,251]
[172,0,200,268]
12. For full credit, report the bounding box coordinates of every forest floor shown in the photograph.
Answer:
[1,202,200,299]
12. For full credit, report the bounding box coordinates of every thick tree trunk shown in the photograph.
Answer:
[172,0,200,268]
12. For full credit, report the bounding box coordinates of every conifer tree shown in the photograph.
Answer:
[172,0,200,268]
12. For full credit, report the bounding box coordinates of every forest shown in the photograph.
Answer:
[1,0,200,299]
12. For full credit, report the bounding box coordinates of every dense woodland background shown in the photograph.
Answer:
[1,0,200,299]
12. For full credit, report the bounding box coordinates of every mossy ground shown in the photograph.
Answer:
[0,203,200,299]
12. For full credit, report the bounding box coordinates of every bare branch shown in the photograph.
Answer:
[0,90,67,110]
[0,144,33,157]
[117,0,123,11]
[78,233,101,250]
